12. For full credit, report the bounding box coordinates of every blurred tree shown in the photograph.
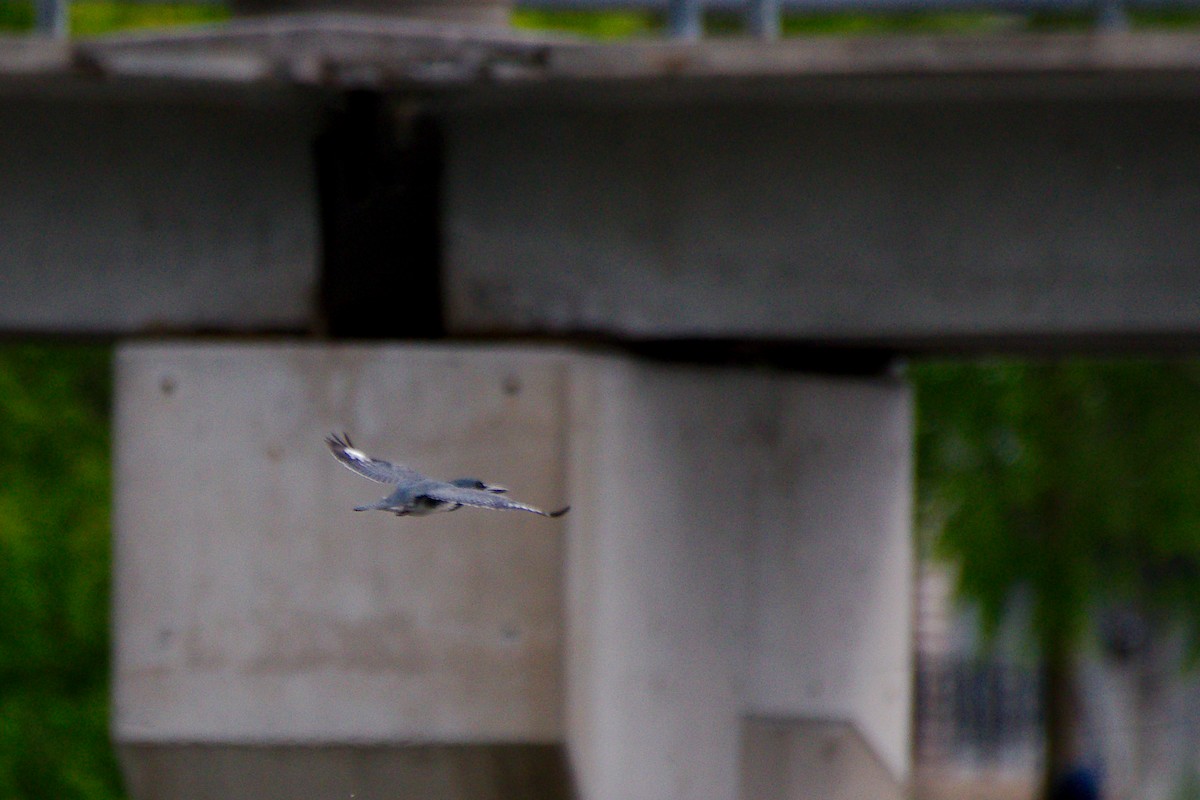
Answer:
[913,359,1200,799]
[0,345,123,800]
[69,2,227,35]
[0,2,226,34]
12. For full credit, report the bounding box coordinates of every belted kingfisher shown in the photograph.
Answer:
[326,433,569,518]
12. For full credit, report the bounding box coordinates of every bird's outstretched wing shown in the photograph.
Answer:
[422,483,570,518]
[326,433,426,485]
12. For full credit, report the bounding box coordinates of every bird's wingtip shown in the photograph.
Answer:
[548,505,570,518]
[326,431,354,451]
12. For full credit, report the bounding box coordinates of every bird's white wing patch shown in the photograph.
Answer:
[326,433,426,484]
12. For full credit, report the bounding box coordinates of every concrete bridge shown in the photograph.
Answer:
[5,13,1200,799]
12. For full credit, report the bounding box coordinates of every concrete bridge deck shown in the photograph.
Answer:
[5,23,1200,347]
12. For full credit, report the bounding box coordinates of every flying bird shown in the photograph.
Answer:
[326,433,569,518]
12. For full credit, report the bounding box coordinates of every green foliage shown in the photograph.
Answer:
[0,2,227,35]
[70,2,227,36]
[510,8,1028,36]
[1173,770,1200,800]
[913,359,1200,654]
[511,6,1200,36]
[0,344,123,800]
[780,11,1023,34]
[1,0,1198,38]
[0,1,35,31]
[512,9,660,37]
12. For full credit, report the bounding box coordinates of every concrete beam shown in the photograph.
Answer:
[9,26,1200,346]
[113,343,911,800]
[442,96,1200,346]
[0,96,319,334]
[22,25,1200,95]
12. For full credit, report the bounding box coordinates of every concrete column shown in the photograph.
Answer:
[113,343,910,800]
[113,343,571,800]
[564,359,911,800]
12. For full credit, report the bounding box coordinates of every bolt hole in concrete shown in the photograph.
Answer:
[157,628,173,649]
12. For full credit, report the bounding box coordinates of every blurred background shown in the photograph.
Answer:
[0,345,117,799]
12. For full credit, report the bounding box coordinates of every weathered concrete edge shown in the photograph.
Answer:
[9,22,1200,92]
[742,714,910,782]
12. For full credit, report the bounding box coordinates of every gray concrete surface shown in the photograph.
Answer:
[564,357,911,800]
[442,97,1200,344]
[23,24,1200,91]
[120,743,571,800]
[739,718,903,800]
[0,96,318,334]
[113,343,911,800]
[113,344,568,746]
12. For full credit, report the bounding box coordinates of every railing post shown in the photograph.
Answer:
[1096,0,1129,28]
[666,0,703,39]
[34,0,68,37]
[746,0,780,39]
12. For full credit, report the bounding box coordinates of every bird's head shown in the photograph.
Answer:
[450,478,508,494]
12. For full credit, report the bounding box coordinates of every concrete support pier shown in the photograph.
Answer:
[112,343,911,800]
[565,358,912,800]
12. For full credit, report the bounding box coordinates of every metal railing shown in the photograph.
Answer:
[34,0,68,37]
[25,0,1173,41]
[541,0,1137,37]
[915,654,1042,768]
